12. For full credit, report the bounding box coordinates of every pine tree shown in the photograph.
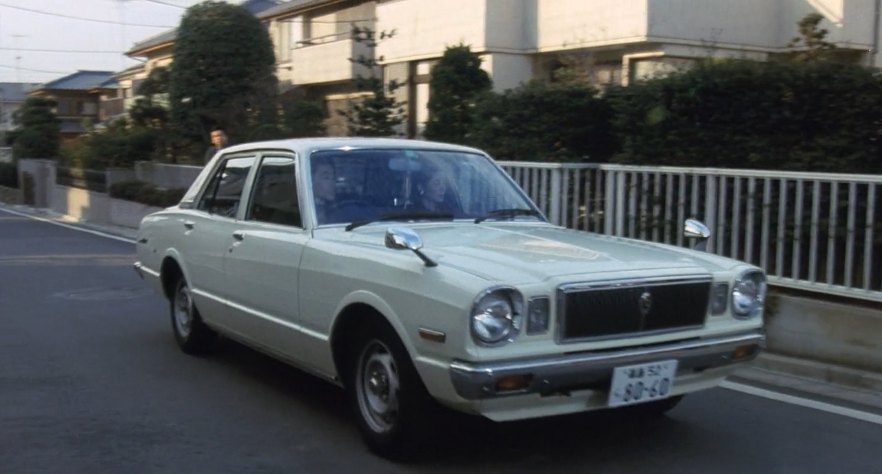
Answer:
[339,27,405,137]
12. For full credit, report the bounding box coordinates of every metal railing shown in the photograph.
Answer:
[500,161,882,303]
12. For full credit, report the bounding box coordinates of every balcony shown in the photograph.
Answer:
[101,98,126,120]
[288,35,373,85]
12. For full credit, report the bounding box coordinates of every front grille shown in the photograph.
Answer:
[558,277,711,342]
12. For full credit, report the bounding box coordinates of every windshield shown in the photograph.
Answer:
[308,148,541,227]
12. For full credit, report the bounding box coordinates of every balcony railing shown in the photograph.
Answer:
[288,36,373,85]
[500,161,882,303]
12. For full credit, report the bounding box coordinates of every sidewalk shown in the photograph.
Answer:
[3,202,881,415]
[734,353,882,414]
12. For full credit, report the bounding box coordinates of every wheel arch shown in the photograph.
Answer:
[159,254,188,300]
[330,301,413,389]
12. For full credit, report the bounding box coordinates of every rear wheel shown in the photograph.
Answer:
[347,322,434,458]
[170,277,217,354]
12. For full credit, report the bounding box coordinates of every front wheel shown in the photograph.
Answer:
[348,323,434,458]
[170,277,217,354]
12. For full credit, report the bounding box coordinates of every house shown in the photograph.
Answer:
[118,0,284,118]
[260,0,379,136]
[0,82,40,141]
[28,70,116,141]
[120,0,882,137]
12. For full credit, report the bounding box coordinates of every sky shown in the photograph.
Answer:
[0,0,208,84]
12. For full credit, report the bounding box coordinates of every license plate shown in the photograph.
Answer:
[607,360,678,407]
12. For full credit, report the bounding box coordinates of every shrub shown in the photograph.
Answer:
[608,60,882,172]
[109,180,186,208]
[468,82,617,162]
[0,162,17,188]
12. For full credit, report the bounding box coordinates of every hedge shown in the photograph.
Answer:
[108,180,186,208]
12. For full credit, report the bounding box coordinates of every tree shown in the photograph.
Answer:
[168,1,278,150]
[785,13,838,63]
[130,67,170,129]
[423,44,491,143]
[11,97,60,160]
[339,26,405,137]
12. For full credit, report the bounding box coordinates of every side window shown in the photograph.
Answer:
[197,156,255,217]
[247,156,302,227]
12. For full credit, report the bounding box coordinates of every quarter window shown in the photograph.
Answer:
[247,156,301,227]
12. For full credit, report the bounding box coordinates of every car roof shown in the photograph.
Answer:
[220,137,487,157]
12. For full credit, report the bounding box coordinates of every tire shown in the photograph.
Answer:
[170,277,217,354]
[347,322,434,458]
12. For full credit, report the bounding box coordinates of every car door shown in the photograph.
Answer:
[181,154,257,330]
[221,153,310,362]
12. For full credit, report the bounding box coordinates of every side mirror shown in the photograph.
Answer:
[385,227,437,267]
[684,219,711,252]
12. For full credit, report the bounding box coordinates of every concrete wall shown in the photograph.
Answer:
[766,294,882,372]
[134,161,202,190]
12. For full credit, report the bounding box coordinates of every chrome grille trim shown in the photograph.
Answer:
[556,275,713,344]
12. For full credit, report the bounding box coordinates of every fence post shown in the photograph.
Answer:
[549,167,562,225]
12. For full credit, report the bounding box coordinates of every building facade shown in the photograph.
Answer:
[121,0,882,137]
[28,71,116,141]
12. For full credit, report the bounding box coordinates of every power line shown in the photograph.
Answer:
[139,0,188,9]
[0,64,68,74]
[0,2,173,28]
[0,47,122,54]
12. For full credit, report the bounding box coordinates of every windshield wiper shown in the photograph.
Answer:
[345,210,454,231]
[474,208,543,224]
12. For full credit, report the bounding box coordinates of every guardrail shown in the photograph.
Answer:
[500,161,882,303]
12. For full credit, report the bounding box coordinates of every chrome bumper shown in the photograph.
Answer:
[133,261,145,279]
[449,330,765,400]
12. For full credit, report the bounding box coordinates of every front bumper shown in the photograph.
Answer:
[450,330,764,400]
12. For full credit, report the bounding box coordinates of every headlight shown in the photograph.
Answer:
[731,271,767,318]
[471,287,524,346]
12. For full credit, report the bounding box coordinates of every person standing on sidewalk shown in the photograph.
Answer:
[203,128,228,164]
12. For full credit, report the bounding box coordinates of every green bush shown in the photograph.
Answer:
[0,162,17,188]
[607,60,882,172]
[468,82,617,162]
[109,180,186,208]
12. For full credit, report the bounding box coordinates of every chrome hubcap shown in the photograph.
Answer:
[173,284,193,338]
[357,341,400,433]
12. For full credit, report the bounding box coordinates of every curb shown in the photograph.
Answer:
[733,352,882,412]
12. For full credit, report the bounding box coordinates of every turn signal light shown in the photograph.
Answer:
[495,374,533,393]
[732,344,759,361]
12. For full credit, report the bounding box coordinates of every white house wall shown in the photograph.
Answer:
[377,0,492,61]
[535,0,650,52]
[647,0,874,52]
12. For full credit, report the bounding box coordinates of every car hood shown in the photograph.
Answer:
[333,223,742,284]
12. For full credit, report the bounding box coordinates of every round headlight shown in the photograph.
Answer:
[731,271,767,318]
[471,288,523,346]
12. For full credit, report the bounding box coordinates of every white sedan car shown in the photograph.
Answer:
[134,138,766,457]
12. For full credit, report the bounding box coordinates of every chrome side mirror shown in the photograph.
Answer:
[385,227,437,267]
[684,219,711,252]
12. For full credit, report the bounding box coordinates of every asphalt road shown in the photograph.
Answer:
[1,207,880,473]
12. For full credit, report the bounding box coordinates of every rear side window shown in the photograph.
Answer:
[247,156,301,227]
[197,156,255,217]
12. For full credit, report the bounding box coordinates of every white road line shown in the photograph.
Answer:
[0,207,137,244]
[721,380,882,426]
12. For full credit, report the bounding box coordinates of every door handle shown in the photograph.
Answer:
[232,231,244,241]
[183,220,195,230]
